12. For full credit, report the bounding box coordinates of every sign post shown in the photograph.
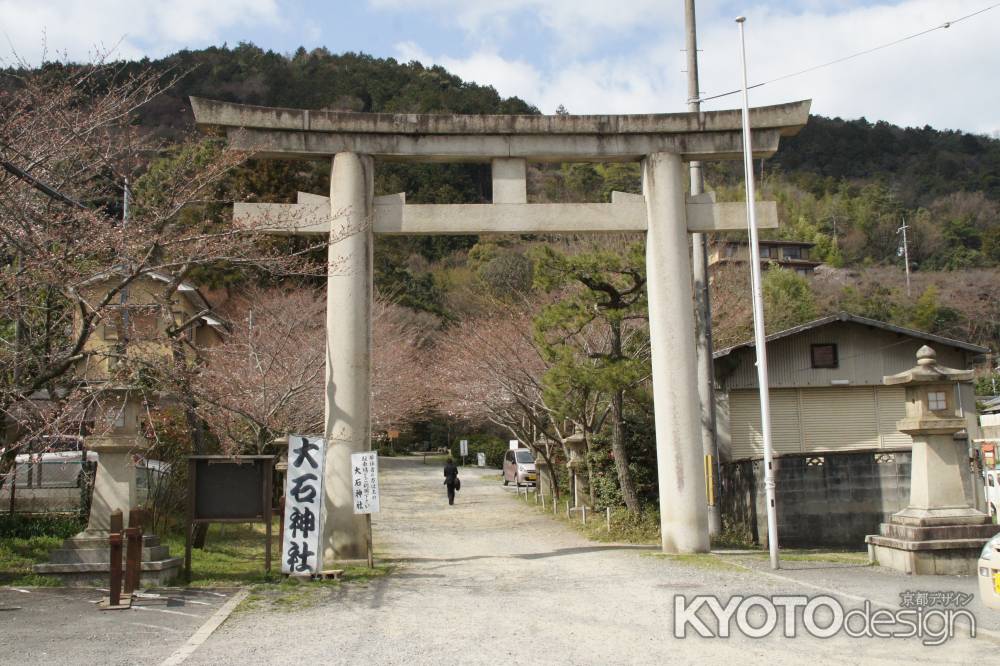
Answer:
[459,439,468,466]
[351,451,380,569]
[281,436,325,576]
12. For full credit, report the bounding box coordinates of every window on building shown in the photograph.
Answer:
[102,309,124,341]
[783,245,802,259]
[725,244,737,258]
[759,245,771,258]
[810,343,839,369]
[928,391,948,411]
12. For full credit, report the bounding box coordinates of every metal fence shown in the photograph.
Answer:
[2,456,170,517]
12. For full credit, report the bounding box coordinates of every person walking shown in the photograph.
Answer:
[443,457,460,505]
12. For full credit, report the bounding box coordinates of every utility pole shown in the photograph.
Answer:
[685,0,721,536]
[897,215,911,297]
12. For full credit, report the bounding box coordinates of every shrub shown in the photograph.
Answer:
[449,434,508,468]
[0,514,84,539]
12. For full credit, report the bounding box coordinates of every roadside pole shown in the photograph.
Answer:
[685,0,722,537]
[736,16,780,570]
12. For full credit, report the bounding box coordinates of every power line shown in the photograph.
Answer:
[693,2,1000,104]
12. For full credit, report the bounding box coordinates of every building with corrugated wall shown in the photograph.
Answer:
[714,313,989,461]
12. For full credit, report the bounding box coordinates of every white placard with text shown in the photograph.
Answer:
[351,451,380,514]
[281,435,325,574]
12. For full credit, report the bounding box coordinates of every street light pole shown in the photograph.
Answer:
[736,16,780,570]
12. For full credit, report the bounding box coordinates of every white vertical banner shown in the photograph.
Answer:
[282,435,326,574]
[351,451,380,514]
[460,439,469,456]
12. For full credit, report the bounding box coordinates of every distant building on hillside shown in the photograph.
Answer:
[709,238,822,276]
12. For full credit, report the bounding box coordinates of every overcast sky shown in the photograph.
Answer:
[1,1,998,135]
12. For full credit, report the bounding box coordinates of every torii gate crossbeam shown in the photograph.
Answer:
[192,97,810,562]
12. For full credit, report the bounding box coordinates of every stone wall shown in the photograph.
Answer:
[719,449,982,548]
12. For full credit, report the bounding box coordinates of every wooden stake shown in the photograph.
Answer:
[366,513,374,569]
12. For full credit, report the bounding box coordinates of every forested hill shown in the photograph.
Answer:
[108,44,998,206]
[15,44,997,316]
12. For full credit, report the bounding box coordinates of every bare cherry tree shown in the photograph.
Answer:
[188,286,326,454]
[0,58,327,479]
[429,301,568,499]
[371,296,438,435]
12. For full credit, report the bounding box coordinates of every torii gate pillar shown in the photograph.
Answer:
[324,152,374,560]
[643,153,709,552]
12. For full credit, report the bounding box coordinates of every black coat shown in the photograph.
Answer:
[443,462,459,487]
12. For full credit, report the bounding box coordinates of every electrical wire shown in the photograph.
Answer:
[692,1,1000,104]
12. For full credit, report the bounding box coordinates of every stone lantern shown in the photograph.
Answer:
[564,431,592,509]
[866,346,996,574]
[34,389,182,585]
[84,391,147,532]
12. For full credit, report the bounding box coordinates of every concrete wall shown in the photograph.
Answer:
[719,449,983,548]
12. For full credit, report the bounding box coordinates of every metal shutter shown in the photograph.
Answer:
[876,385,912,448]
[800,387,879,451]
[728,389,802,459]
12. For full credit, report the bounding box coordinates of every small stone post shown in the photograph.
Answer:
[563,431,591,509]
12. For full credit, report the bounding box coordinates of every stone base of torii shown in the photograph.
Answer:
[192,97,811,559]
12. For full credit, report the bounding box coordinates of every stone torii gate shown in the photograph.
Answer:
[191,97,810,560]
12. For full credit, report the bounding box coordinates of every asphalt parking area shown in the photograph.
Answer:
[0,586,239,666]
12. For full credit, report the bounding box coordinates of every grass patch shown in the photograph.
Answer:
[728,549,871,565]
[512,489,660,545]
[0,514,84,539]
[0,535,66,586]
[236,563,394,613]
[643,552,745,572]
[164,522,282,588]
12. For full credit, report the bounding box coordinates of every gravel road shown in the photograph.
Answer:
[188,456,998,665]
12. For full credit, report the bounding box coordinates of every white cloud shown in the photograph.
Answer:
[372,0,672,56]
[389,0,1000,134]
[0,0,281,64]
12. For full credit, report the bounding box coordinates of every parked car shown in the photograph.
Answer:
[977,531,1000,610]
[5,437,94,488]
[502,448,536,487]
[985,470,1000,523]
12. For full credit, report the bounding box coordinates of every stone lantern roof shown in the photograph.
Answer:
[883,345,974,386]
[883,346,972,436]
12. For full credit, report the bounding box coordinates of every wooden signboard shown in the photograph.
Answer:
[185,455,275,579]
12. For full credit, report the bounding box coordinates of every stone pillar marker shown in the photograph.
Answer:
[323,151,374,562]
[643,152,710,553]
[866,346,996,574]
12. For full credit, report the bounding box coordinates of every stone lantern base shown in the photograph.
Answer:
[32,435,182,586]
[866,510,997,575]
[32,533,183,587]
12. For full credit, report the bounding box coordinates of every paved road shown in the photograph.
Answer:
[0,586,237,665]
[187,456,999,665]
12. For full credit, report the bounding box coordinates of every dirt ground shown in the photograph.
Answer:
[185,456,1000,665]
